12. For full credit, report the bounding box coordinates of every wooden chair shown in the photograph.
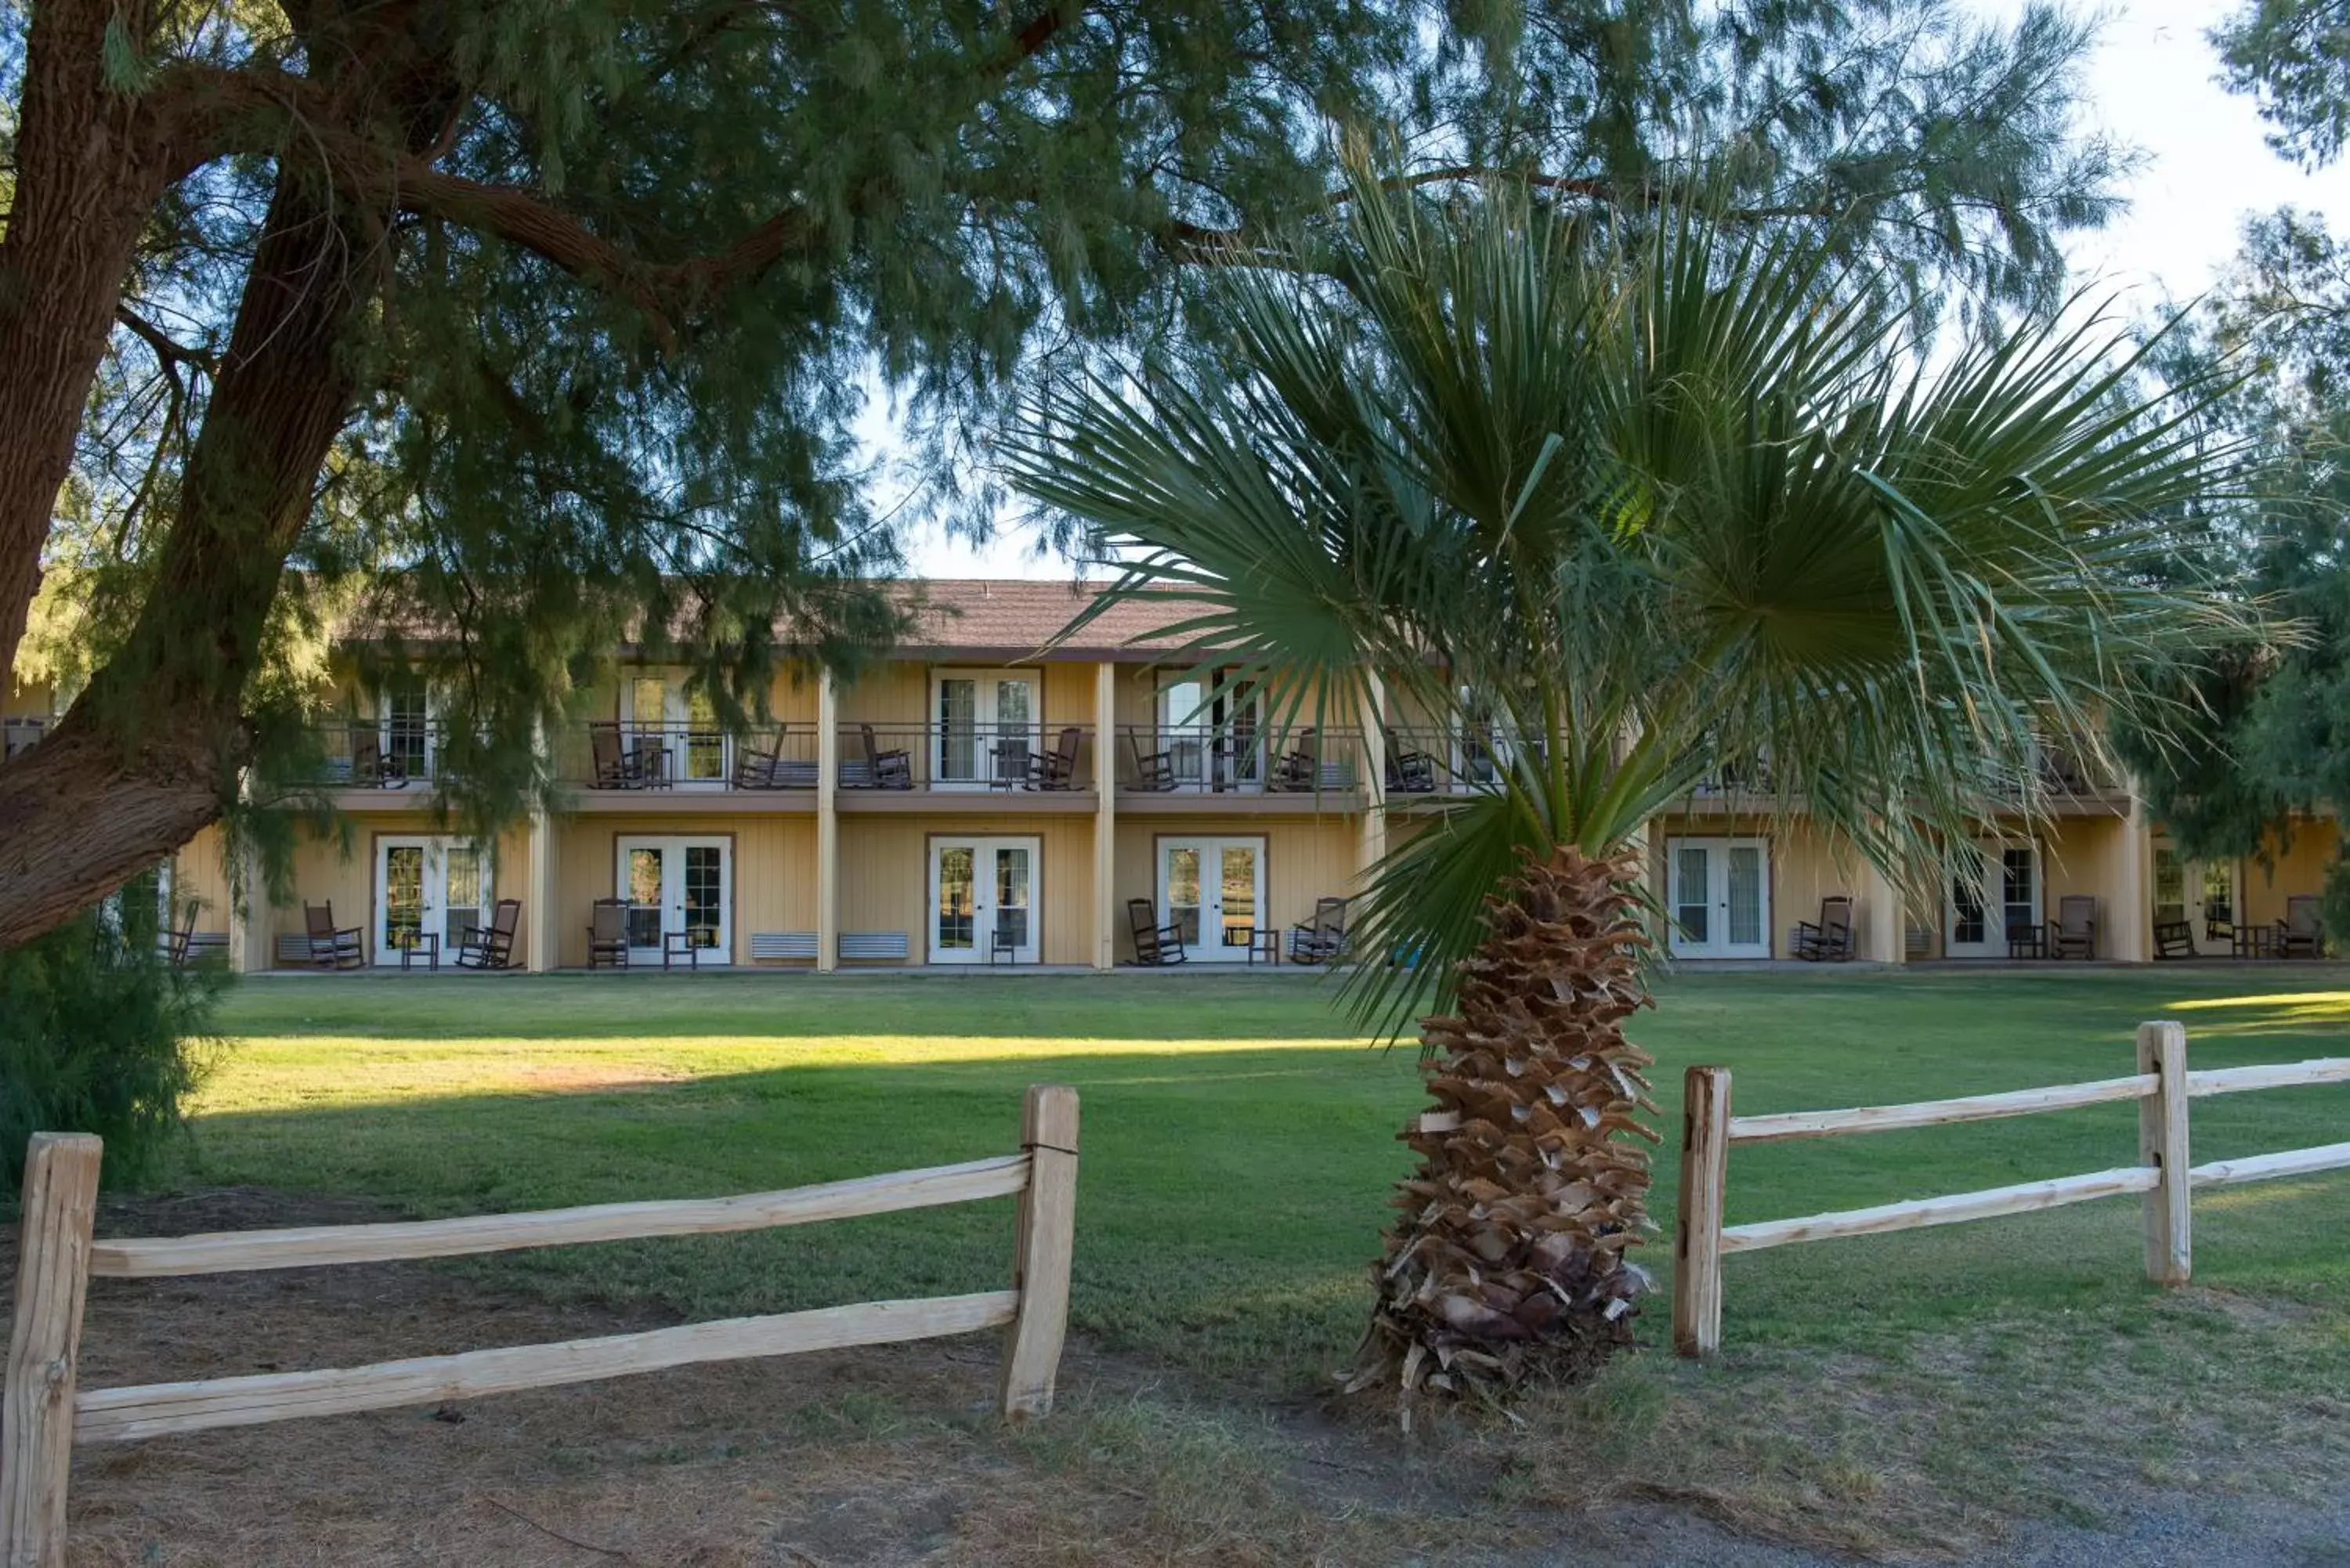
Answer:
[1126,898,1187,965]
[456,898,522,970]
[2049,894,2098,959]
[1385,744,1437,794]
[991,735,1034,789]
[1791,897,1855,961]
[1268,729,1320,792]
[1036,726,1083,791]
[1289,897,1349,965]
[589,722,655,789]
[587,898,631,968]
[303,902,365,969]
[1126,732,1177,792]
[349,732,409,788]
[732,728,786,789]
[159,902,197,968]
[2153,919,2196,960]
[2281,894,2325,958]
[859,724,913,789]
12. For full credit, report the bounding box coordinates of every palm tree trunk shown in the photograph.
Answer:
[1355,842,1660,1413]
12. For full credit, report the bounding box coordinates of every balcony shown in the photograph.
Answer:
[1115,725,1365,806]
[839,721,1097,799]
[1379,726,1510,799]
[2,717,46,761]
[309,721,445,792]
[562,721,823,807]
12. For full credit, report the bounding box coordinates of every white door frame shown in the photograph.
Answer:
[1947,837,2038,959]
[615,836,733,964]
[1157,835,1269,961]
[622,674,729,788]
[375,835,490,964]
[928,836,1042,963]
[1664,836,1771,959]
[932,670,1040,789]
[2154,839,2242,956]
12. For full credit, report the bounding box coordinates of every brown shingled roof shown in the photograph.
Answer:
[897,579,1223,660]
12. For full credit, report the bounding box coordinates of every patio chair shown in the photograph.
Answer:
[303,901,365,970]
[456,898,522,970]
[1385,744,1437,794]
[587,898,630,968]
[859,724,913,789]
[2153,919,2196,960]
[589,721,654,789]
[1791,897,1855,962]
[1036,726,1083,791]
[1126,898,1187,965]
[1289,897,1349,965]
[732,728,787,789]
[1126,732,1177,792]
[159,902,197,968]
[349,731,409,787]
[2048,895,2098,959]
[1268,729,1319,792]
[2281,894,2325,958]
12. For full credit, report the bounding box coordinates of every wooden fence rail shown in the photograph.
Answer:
[1,1083,1078,1568]
[1674,1024,2350,1358]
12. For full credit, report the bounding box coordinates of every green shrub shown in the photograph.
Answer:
[0,876,223,1192]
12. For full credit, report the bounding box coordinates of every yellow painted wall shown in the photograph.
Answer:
[265,819,529,966]
[549,815,812,967]
[172,826,234,938]
[2243,817,2339,927]
[2,675,55,719]
[841,813,1097,963]
[1112,815,1359,960]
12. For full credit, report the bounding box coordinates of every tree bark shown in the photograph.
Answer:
[0,0,178,670]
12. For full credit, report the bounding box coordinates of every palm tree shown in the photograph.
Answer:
[1006,178,2243,1409]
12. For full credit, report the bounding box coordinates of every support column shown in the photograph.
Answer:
[1355,670,1387,883]
[816,669,840,973]
[526,803,557,972]
[1862,854,1905,965]
[1092,662,1118,970]
[226,828,269,974]
[2113,797,2153,963]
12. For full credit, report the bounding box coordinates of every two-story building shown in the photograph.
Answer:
[11,579,2338,970]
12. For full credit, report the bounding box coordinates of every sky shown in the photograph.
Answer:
[891,0,2350,582]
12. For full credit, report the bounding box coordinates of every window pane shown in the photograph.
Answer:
[684,846,722,946]
[2201,862,2233,923]
[385,688,430,775]
[2002,847,2036,928]
[444,847,483,945]
[940,680,977,779]
[385,847,424,948]
[686,690,723,780]
[996,848,1031,952]
[1726,847,1762,946]
[1675,846,1709,944]
[1952,847,1986,945]
[627,848,663,947]
[937,847,975,949]
[1166,847,1201,943]
[1219,845,1256,948]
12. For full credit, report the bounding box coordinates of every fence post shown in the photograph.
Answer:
[2,1133,103,1568]
[1001,1084,1079,1419]
[2138,1021,2192,1285]
[1673,1066,1731,1358]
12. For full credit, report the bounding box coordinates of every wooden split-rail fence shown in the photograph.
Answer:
[0,1083,1079,1568]
[1673,1022,2350,1356]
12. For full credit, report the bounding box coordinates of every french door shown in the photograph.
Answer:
[1947,840,2037,958]
[2154,840,2240,955]
[616,836,732,963]
[934,672,1039,788]
[624,675,728,786]
[1155,672,1260,789]
[929,836,1039,963]
[375,836,490,963]
[1159,836,1267,959]
[1665,837,1770,959]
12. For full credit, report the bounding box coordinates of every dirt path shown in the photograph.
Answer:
[9,1190,2345,1566]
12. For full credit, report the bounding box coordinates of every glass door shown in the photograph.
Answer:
[1947,840,2035,958]
[929,836,1041,963]
[1157,836,1266,960]
[380,685,435,780]
[624,677,727,787]
[1665,836,1770,959]
[374,836,489,964]
[934,672,1039,788]
[2156,840,2240,955]
[615,836,732,963]
[1155,673,1259,790]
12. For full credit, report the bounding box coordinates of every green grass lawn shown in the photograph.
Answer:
[146,967,2350,1548]
[177,966,2350,1375]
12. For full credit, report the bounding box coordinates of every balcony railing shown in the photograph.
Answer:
[840,721,1095,792]
[1379,725,1509,797]
[311,721,443,787]
[2,717,46,761]
[566,721,823,792]
[1115,725,1363,794]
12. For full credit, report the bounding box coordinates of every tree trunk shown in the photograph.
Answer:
[0,168,380,948]
[1352,844,1661,1420]
[0,0,176,669]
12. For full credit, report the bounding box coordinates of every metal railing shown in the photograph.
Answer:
[309,721,444,786]
[566,721,823,792]
[1115,725,1364,794]
[2,716,45,761]
[838,721,1095,792]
